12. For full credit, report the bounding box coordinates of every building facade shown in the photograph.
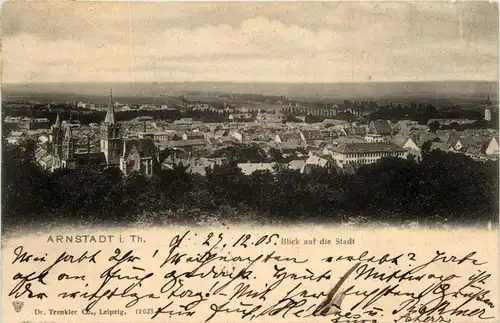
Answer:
[330,142,407,166]
[46,114,106,171]
[119,139,161,177]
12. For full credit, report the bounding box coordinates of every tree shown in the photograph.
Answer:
[429,121,441,133]
[2,136,498,229]
[448,122,461,131]
[23,139,38,162]
[421,140,433,156]
[268,148,284,162]
[407,153,417,162]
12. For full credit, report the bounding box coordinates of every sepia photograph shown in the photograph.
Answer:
[2,2,499,323]
[1,1,498,231]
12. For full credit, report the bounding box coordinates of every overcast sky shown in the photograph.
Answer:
[2,1,498,84]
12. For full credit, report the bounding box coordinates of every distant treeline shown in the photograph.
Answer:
[5,101,497,129]
[3,107,231,125]
[3,140,498,230]
[368,104,497,128]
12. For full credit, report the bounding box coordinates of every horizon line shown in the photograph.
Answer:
[2,80,499,85]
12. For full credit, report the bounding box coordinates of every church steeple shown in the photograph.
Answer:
[51,113,64,157]
[63,125,75,161]
[486,94,492,106]
[104,89,116,125]
[55,113,61,127]
[64,124,72,141]
[100,89,122,166]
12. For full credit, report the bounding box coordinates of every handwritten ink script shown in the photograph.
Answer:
[5,230,497,323]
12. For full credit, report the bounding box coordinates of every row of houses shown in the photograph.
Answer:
[6,91,498,179]
[17,118,500,173]
[191,133,499,177]
[5,117,51,131]
[167,143,406,177]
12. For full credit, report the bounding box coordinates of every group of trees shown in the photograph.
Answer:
[3,107,232,125]
[3,139,498,230]
[210,145,301,163]
[428,119,498,132]
[369,104,497,130]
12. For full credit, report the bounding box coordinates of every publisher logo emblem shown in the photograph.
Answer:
[12,301,24,313]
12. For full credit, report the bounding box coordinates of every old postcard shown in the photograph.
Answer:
[1,1,499,323]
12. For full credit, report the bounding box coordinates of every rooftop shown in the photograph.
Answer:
[331,142,406,154]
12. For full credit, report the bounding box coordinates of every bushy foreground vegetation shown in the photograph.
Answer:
[2,141,498,230]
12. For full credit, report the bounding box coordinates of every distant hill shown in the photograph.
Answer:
[2,81,498,103]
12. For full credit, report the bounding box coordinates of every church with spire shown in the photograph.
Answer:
[41,91,124,171]
[46,114,107,171]
[38,89,161,176]
[100,89,123,166]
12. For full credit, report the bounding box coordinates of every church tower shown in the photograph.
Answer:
[484,94,492,122]
[51,113,64,157]
[486,93,492,106]
[100,89,122,166]
[62,125,75,165]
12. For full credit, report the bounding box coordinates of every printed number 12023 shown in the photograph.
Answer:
[135,308,155,315]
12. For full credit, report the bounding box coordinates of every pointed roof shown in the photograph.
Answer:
[55,113,61,127]
[64,125,73,141]
[370,119,392,135]
[392,135,410,147]
[486,94,492,106]
[331,142,406,154]
[104,89,116,125]
[122,139,158,160]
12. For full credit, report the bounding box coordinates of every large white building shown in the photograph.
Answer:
[330,142,407,166]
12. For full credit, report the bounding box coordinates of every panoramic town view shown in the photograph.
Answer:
[2,2,498,229]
